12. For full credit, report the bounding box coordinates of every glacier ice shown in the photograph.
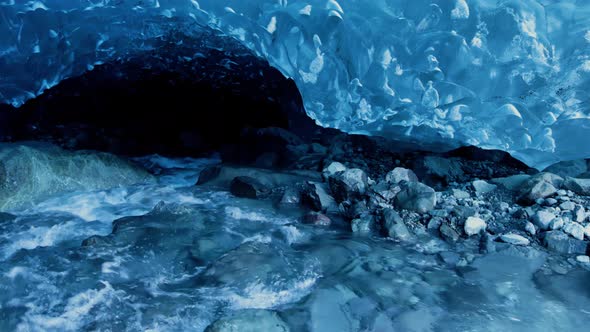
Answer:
[1,0,589,168]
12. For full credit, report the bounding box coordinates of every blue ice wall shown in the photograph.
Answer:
[1,0,589,168]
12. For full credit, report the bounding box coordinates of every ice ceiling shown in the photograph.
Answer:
[1,0,589,168]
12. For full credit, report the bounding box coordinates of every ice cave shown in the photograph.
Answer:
[0,1,589,331]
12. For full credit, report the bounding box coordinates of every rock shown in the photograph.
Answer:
[278,187,301,208]
[382,209,411,241]
[368,181,399,208]
[464,216,487,236]
[351,215,374,234]
[517,173,563,205]
[322,161,346,180]
[563,222,585,241]
[491,174,531,191]
[543,231,589,255]
[472,180,497,195]
[0,142,155,210]
[385,167,418,184]
[205,310,290,332]
[394,182,437,214]
[452,189,470,199]
[302,212,331,226]
[417,156,464,184]
[563,177,590,196]
[525,222,536,236]
[328,168,368,203]
[438,251,461,265]
[479,232,496,254]
[559,201,575,211]
[301,182,337,212]
[584,224,590,239]
[573,205,586,223]
[543,159,588,178]
[310,143,327,154]
[549,217,564,231]
[500,233,530,246]
[197,165,222,185]
[544,198,558,206]
[575,255,590,264]
[439,223,460,243]
[230,176,271,199]
[532,210,555,230]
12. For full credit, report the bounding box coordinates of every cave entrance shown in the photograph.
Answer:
[0,33,318,166]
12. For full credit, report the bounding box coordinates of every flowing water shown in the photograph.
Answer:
[1,156,589,331]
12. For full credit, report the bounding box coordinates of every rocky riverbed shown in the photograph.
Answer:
[1,140,590,331]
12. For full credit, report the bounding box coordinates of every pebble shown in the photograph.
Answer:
[525,222,536,235]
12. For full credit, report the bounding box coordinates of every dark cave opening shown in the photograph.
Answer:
[0,35,320,167]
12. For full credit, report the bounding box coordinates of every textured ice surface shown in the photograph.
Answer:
[1,1,589,168]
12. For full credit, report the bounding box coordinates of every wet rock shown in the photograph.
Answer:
[205,310,290,332]
[382,208,411,241]
[464,216,487,236]
[563,177,590,196]
[81,235,113,247]
[278,187,301,208]
[438,251,461,265]
[351,215,375,234]
[472,180,497,196]
[0,142,154,210]
[394,182,437,214]
[499,233,530,246]
[532,210,555,230]
[322,161,346,180]
[517,173,563,205]
[301,182,337,212]
[230,176,271,199]
[197,165,222,185]
[563,221,585,241]
[439,223,460,243]
[328,168,368,203]
[385,167,418,184]
[302,212,332,226]
[543,231,589,255]
[479,233,496,254]
[310,143,327,154]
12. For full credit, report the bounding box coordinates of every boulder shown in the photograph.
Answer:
[416,156,464,184]
[532,210,555,230]
[205,310,290,332]
[394,182,437,214]
[464,216,487,236]
[230,176,271,199]
[328,168,368,203]
[321,161,346,180]
[278,187,301,208]
[543,231,589,255]
[563,177,590,196]
[197,165,222,185]
[0,142,154,210]
[301,182,337,212]
[385,167,418,184]
[472,180,497,196]
[517,173,563,205]
[382,209,411,241]
[563,222,585,241]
